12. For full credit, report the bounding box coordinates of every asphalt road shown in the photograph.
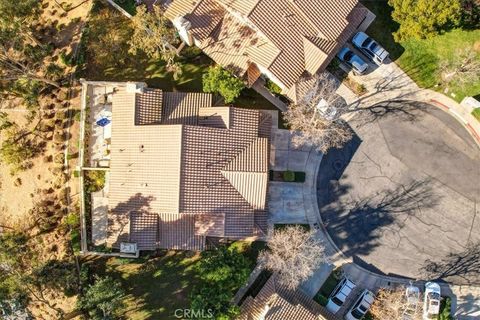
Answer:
[317,101,480,285]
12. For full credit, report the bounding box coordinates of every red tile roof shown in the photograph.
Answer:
[239,274,341,320]
[165,0,370,101]
[107,87,271,250]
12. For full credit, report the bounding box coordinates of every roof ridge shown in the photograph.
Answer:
[222,137,268,172]
[220,171,267,210]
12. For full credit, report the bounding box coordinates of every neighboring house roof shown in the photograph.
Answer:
[239,274,341,320]
[107,86,271,251]
[165,0,369,101]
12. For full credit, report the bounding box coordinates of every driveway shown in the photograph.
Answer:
[317,102,480,284]
[268,129,315,225]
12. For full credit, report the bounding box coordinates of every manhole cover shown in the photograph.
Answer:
[333,159,344,171]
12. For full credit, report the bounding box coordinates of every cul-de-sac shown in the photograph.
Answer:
[1,0,479,319]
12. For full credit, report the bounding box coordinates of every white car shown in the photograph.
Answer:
[345,289,375,320]
[352,32,389,65]
[423,282,441,320]
[403,284,420,319]
[326,278,356,314]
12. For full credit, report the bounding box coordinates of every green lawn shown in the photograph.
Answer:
[86,241,265,319]
[361,0,480,102]
[472,108,480,122]
[113,0,137,15]
[313,269,341,306]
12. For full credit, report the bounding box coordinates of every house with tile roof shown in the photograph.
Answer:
[104,82,272,251]
[239,274,340,320]
[164,0,374,103]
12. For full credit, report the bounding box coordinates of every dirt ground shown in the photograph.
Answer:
[0,0,91,318]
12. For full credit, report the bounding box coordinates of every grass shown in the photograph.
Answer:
[274,224,311,231]
[86,241,264,320]
[472,108,480,122]
[82,1,280,121]
[313,269,341,305]
[70,229,81,254]
[361,0,480,102]
[113,0,137,15]
[88,251,201,320]
[439,296,454,320]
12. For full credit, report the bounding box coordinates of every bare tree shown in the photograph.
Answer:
[370,287,423,320]
[441,47,480,86]
[283,73,352,153]
[259,225,326,290]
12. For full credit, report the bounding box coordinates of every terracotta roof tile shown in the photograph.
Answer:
[106,87,270,250]
[240,275,340,320]
[165,0,369,100]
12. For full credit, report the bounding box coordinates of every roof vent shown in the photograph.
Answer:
[126,82,145,94]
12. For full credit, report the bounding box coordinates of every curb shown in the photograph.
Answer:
[429,99,480,147]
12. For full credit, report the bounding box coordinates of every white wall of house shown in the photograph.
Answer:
[173,16,193,46]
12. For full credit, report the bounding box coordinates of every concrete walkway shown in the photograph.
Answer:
[252,80,288,112]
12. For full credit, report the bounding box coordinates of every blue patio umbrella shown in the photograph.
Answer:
[96,118,111,127]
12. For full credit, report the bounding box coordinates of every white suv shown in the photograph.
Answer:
[345,289,375,320]
[423,282,441,320]
[326,278,356,314]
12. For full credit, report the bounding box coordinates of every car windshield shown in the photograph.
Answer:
[351,309,365,319]
[429,292,441,300]
[369,42,378,50]
[361,37,372,47]
[344,51,354,61]
[332,297,343,306]
[359,305,367,312]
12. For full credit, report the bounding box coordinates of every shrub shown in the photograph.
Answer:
[265,79,282,95]
[439,297,453,320]
[472,108,480,122]
[203,66,245,103]
[313,293,328,306]
[283,170,295,182]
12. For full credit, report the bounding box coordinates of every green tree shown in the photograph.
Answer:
[128,6,182,78]
[203,66,245,103]
[388,0,462,40]
[190,246,251,319]
[0,0,39,27]
[0,130,38,174]
[0,232,30,301]
[0,112,13,131]
[77,276,125,320]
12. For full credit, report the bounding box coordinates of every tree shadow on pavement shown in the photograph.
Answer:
[349,100,429,128]
[321,177,439,257]
[420,242,480,285]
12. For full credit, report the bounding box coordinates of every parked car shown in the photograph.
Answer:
[345,289,375,320]
[423,282,441,320]
[326,278,356,314]
[403,284,420,319]
[337,47,369,75]
[352,32,389,65]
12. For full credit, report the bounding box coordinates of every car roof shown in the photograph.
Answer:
[352,31,368,44]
